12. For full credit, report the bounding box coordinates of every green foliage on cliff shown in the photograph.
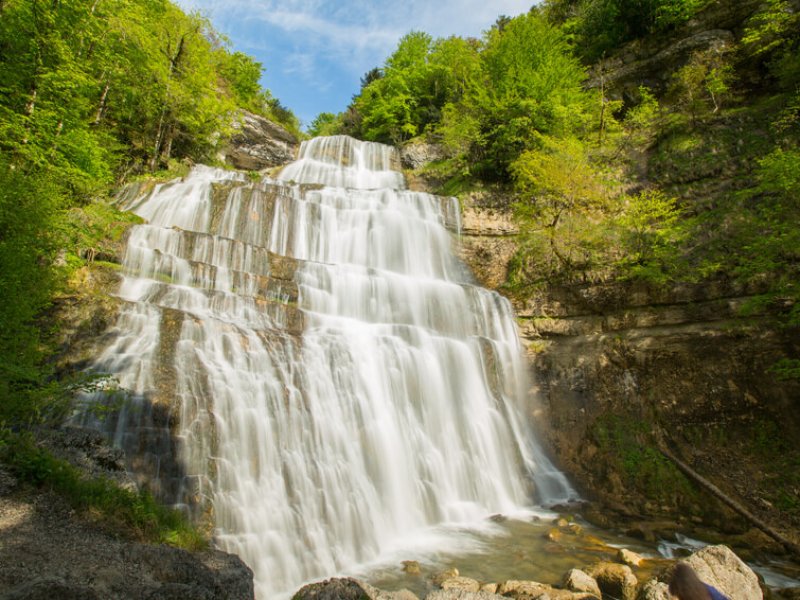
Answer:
[543,0,709,61]
[592,414,697,505]
[317,1,800,313]
[333,11,589,181]
[0,431,206,549]
[0,0,296,418]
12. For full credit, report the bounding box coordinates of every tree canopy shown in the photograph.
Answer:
[0,0,297,418]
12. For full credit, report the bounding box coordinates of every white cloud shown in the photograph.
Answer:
[183,0,535,77]
[177,0,536,122]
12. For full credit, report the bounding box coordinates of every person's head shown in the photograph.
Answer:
[668,562,712,600]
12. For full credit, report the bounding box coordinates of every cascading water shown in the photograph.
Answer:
[82,135,575,599]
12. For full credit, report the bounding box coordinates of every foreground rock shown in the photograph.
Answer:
[290,543,766,600]
[425,591,505,600]
[682,545,762,600]
[586,562,638,600]
[0,493,253,600]
[292,577,418,600]
[636,544,763,600]
[496,579,597,599]
[563,568,602,597]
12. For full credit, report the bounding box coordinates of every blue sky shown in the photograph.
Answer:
[178,0,536,128]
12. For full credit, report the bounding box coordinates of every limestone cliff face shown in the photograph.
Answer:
[587,0,793,102]
[221,110,299,171]
[456,186,800,552]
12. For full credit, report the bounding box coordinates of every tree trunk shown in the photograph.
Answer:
[25,86,37,117]
[162,125,174,163]
[94,80,110,125]
[656,435,800,559]
[150,109,166,171]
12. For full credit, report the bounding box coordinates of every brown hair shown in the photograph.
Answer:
[669,563,713,600]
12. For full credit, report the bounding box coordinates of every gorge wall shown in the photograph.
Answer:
[428,0,800,557]
[453,183,800,557]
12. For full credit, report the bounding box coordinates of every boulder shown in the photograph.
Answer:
[291,578,370,600]
[223,111,298,171]
[432,569,460,586]
[440,577,481,593]
[496,580,594,600]
[424,591,505,600]
[131,544,254,600]
[402,560,422,575]
[497,580,550,598]
[586,562,638,600]
[617,548,644,567]
[0,578,101,600]
[683,544,762,600]
[399,142,447,170]
[291,578,418,600]
[562,569,601,597]
[636,579,671,600]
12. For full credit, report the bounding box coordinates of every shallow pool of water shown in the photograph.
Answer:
[352,510,800,598]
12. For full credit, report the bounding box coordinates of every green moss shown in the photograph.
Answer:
[592,415,697,502]
[0,430,207,550]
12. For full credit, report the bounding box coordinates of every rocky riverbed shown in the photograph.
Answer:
[292,543,773,600]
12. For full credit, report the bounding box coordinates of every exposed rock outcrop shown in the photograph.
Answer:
[222,111,298,171]
[400,142,447,170]
[587,0,768,102]
[456,189,518,290]
[520,277,800,546]
[0,492,254,600]
[291,577,418,600]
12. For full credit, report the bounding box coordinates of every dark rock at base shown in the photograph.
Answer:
[0,578,100,600]
[292,577,371,600]
[131,544,255,600]
[144,583,215,600]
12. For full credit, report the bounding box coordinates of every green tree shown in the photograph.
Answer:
[307,112,341,137]
[615,190,685,282]
[669,49,734,123]
[510,135,614,279]
[0,0,297,421]
[471,11,589,177]
[356,31,439,143]
[544,0,707,61]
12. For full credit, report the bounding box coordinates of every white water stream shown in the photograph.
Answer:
[84,136,575,598]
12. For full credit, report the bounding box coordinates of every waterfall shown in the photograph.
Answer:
[83,136,574,599]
